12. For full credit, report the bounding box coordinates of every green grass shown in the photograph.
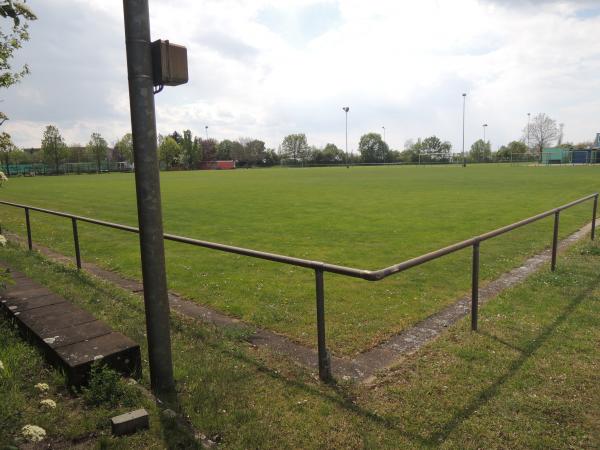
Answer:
[1,235,599,448]
[0,165,598,354]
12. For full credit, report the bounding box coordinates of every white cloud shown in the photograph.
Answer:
[2,0,600,151]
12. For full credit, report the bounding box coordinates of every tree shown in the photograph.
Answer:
[321,143,344,163]
[0,1,36,121]
[469,139,491,162]
[280,133,309,163]
[86,132,108,173]
[200,138,217,162]
[524,113,559,156]
[216,139,235,160]
[179,129,200,169]
[158,135,181,169]
[496,140,528,160]
[358,133,389,163]
[0,131,15,175]
[242,139,265,166]
[114,133,133,163]
[41,125,68,174]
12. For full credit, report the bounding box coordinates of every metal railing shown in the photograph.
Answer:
[0,193,597,381]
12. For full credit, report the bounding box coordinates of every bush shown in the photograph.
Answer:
[82,364,140,408]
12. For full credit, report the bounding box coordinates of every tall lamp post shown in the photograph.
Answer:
[205,125,209,140]
[343,106,349,167]
[482,123,488,163]
[382,126,386,143]
[527,112,531,150]
[123,0,177,395]
[462,93,467,167]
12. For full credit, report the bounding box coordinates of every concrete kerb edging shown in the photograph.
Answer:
[2,219,597,383]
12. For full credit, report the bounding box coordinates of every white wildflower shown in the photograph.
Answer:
[22,424,46,442]
[0,235,7,247]
[0,171,7,182]
[0,360,4,370]
[34,382,49,392]
[40,399,56,409]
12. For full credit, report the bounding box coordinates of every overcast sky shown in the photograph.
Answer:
[2,0,600,152]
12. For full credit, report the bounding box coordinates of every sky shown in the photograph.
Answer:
[2,0,600,152]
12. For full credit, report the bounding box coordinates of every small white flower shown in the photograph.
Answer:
[34,383,49,392]
[0,235,6,247]
[22,424,46,442]
[40,399,56,409]
[0,171,7,182]
[0,360,4,370]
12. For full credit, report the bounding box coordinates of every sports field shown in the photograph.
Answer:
[0,165,598,355]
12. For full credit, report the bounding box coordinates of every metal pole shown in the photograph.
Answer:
[471,241,480,331]
[25,207,32,251]
[343,107,349,168]
[551,211,560,271]
[123,0,175,395]
[462,93,466,167]
[72,218,82,270]
[592,195,597,241]
[315,268,332,382]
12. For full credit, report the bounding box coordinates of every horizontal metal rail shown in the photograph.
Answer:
[0,193,596,280]
[0,192,598,382]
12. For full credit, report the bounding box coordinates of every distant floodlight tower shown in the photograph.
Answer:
[482,123,488,143]
[527,112,531,150]
[343,106,350,167]
[205,125,209,140]
[462,93,467,167]
[382,126,386,143]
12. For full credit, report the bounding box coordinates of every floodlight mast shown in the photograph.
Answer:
[122,0,175,396]
[462,93,467,167]
[343,106,350,168]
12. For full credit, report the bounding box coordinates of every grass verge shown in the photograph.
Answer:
[1,237,599,448]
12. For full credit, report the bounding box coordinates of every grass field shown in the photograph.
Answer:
[0,164,598,355]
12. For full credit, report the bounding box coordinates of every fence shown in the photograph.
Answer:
[0,193,597,381]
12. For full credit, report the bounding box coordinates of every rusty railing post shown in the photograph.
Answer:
[72,218,82,270]
[551,210,560,271]
[592,194,598,241]
[25,207,32,251]
[471,241,480,331]
[315,268,332,381]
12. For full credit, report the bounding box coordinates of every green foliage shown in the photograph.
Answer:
[82,364,140,408]
[0,1,36,92]
[280,133,309,163]
[407,135,452,162]
[496,140,528,159]
[469,139,491,162]
[41,125,68,173]
[114,133,133,163]
[158,135,182,169]
[358,133,389,162]
[86,132,108,172]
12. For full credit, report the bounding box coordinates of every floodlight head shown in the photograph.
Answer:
[343,106,349,112]
[462,93,467,97]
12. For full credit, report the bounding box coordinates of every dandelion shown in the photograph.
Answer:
[34,382,49,392]
[21,424,46,442]
[40,399,56,409]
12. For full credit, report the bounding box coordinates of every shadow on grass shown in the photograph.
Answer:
[428,272,600,445]
[5,244,599,448]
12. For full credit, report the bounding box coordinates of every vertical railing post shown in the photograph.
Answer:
[315,268,332,382]
[72,218,82,270]
[471,241,480,331]
[592,195,598,241]
[551,210,560,271]
[24,207,32,251]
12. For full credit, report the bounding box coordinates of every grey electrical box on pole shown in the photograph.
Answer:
[122,0,178,395]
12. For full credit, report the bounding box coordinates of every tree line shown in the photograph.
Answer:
[0,112,595,175]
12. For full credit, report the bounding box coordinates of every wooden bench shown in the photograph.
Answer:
[0,268,141,386]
